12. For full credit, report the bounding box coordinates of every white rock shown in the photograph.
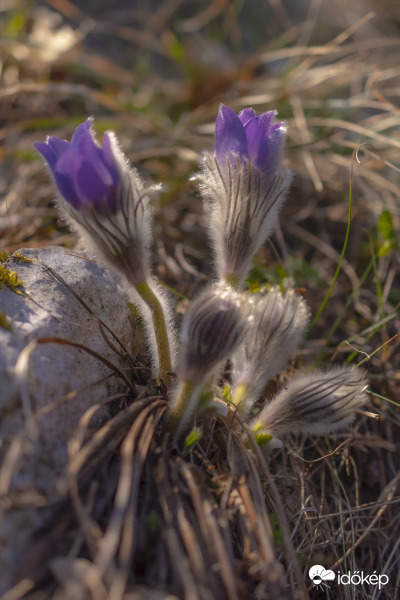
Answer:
[0,247,139,592]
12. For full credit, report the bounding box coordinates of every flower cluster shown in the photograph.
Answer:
[35,105,368,447]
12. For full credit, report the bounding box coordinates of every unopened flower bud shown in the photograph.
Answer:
[178,283,250,385]
[168,284,251,440]
[252,366,368,439]
[232,288,309,413]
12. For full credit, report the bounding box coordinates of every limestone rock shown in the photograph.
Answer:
[0,247,139,592]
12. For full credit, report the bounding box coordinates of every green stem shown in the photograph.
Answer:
[309,159,354,331]
[167,380,196,437]
[135,280,172,387]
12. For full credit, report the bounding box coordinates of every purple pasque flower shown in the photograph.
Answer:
[34,118,156,285]
[35,119,177,385]
[215,104,285,173]
[34,118,120,213]
[196,104,292,287]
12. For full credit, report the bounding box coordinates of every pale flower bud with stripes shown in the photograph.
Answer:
[168,283,252,440]
[177,283,251,386]
[231,288,309,414]
[252,366,368,439]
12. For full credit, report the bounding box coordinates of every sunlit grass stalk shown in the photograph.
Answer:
[367,389,400,409]
[310,154,354,331]
[326,438,351,600]
[324,256,375,347]
[346,328,398,365]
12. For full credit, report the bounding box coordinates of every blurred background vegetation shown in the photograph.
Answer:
[1,0,399,365]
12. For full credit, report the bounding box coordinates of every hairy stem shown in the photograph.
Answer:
[223,273,240,289]
[135,280,172,387]
[167,380,197,439]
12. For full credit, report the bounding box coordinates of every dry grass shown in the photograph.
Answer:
[1,1,399,599]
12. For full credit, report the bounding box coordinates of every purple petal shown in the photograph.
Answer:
[52,150,85,209]
[244,117,266,165]
[215,104,248,164]
[78,134,114,188]
[75,159,113,208]
[47,137,70,158]
[238,108,256,126]
[71,118,93,150]
[102,132,121,187]
[257,124,286,171]
[244,112,283,168]
[258,110,278,130]
[34,141,59,170]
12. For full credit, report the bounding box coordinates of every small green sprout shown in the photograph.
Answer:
[222,383,232,403]
[254,431,273,449]
[184,427,202,450]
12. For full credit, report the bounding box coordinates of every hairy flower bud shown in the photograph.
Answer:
[252,366,368,439]
[178,283,250,385]
[168,283,251,441]
[196,105,292,286]
[231,288,309,413]
[34,118,155,285]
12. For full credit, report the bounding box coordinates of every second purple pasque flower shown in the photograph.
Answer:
[197,104,292,287]
[34,118,156,285]
[34,118,121,213]
[35,119,176,386]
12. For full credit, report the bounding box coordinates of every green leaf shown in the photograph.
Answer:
[6,11,26,36]
[146,511,160,535]
[378,210,394,241]
[378,239,397,258]
[377,210,397,257]
[165,33,185,63]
